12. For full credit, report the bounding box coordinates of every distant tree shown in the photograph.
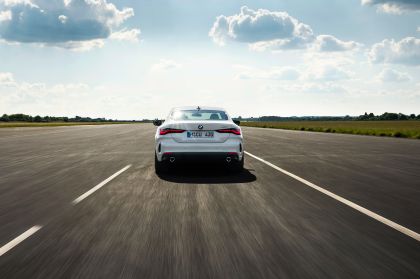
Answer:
[0,114,9,122]
[33,115,42,122]
[380,112,398,120]
[9,114,32,122]
[357,112,369,121]
[409,114,416,119]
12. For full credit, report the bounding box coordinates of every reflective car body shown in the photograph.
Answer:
[154,106,244,173]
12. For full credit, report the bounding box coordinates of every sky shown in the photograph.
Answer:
[0,0,419,119]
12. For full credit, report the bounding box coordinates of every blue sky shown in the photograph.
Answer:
[0,0,419,119]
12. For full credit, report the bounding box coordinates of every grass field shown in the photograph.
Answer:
[0,122,139,128]
[241,121,420,139]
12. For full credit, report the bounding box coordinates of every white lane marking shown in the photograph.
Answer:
[72,165,131,205]
[245,151,420,242]
[0,226,42,257]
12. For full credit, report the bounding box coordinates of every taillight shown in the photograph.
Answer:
[216,128,241,135]
[159,128,185,135]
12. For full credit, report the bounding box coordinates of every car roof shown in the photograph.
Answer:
[172,106,226,111]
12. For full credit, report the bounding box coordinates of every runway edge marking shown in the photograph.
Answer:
[245,151,420,242]
[72,165,132,205]
[0,226,42,257]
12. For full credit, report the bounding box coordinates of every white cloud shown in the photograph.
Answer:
[49,83,89,93]
[58,15,67,24]
[0,10,12,21]
[0,72,89,93]
[209,6,315,49]
[0,1,37,7]
[0,72,170,119]
[314,35,362,52]
[300,53,356,81]
[301,83,348,94]
[249,36,312,52]
[0,72,96,115]
[0,72,15,84]
[235,66,300,80]
[268,82,348,95]
[378,3,404,14]
[110,28,141,42]
[47,39,105,52]
[378,68,411,82]
[266,67,300,80]
[151,59,182,72]
[304,64,353,81]
[234,51,354,99]
[210,6,361,53]
[303,50,357,65]
[369,37,420,65]
[235,61,353,84]
[0,0,137,50]
[362,0,420,13]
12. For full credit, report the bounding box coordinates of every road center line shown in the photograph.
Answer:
[0,226,42,257]
[245,151,420,242]
[72,165,131,205]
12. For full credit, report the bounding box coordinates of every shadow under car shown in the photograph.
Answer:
[157,162,256,184]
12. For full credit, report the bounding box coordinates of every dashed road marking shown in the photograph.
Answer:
[0,226,42,257]
[72,165,131,205]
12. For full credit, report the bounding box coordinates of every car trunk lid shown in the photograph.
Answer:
[168,121,237,143]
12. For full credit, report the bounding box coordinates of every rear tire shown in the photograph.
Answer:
[155,153,167,175]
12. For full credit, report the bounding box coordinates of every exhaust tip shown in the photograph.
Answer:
[226,157,232,163]
[169,157,176,163]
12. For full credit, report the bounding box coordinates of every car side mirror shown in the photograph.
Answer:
[153,119,163,126]
[233,120,240,126]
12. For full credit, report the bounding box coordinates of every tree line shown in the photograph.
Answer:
[236,112,420,122]
[355,112,419,121]
[0,114,136,123]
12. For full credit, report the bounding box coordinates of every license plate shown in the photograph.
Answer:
[187,131,214,138]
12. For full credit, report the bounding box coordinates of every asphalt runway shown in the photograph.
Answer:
[0,124,419,278]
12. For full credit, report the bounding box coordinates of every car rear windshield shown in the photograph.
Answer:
[171,110,229,121]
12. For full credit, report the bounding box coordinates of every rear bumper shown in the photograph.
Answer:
[156,138,244,162]
[161,152,240,163]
